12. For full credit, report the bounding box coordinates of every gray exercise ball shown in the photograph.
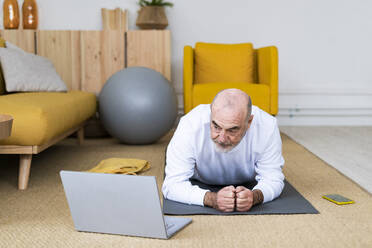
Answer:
[99,67,178,144]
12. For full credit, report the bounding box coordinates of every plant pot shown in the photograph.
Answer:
[136,6,168,30]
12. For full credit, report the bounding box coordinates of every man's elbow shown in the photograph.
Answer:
[256,178,284,203]
[271,179,285,202]
[161,181,171,200]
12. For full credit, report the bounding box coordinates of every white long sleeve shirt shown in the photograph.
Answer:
[162,104,285,206]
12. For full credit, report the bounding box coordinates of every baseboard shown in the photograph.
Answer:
[277,108,372,126]
[175,90,372,126]
[279,87,372,95]
[278,88,372,125]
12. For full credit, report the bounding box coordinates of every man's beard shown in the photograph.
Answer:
[213,141,236,153]
[212,131,246,153]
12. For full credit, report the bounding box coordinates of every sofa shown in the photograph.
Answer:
[0,74,96,190]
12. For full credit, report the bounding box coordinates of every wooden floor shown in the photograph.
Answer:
[280,126,372,194]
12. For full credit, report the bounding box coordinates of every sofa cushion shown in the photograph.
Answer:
[194,42,255,84]
[0,91,96,146]
[0,44,67,92]
[192,82,271,113]
[0,37,5,47]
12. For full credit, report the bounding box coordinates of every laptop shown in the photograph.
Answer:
[60,171,192,239]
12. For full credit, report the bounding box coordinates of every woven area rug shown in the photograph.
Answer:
[0,133,371,247]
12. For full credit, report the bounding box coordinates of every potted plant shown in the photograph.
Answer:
[136,0,173,30]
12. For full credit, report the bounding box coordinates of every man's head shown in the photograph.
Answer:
[210,89,254,153]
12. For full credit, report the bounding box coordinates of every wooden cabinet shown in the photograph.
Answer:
[127,30,171,81]
[0,30,171,95]
[80,30,125,94]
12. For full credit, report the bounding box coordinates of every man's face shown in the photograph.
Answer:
[210,107,253,153]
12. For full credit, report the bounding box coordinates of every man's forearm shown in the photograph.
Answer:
[252,189,264,205]
[203,191,217,208]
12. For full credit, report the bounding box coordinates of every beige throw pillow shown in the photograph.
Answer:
[0,44,67,92]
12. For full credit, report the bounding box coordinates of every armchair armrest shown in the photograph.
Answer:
[257,46,278,115]
[183,45,194,114]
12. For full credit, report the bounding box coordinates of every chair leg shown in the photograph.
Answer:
[19,154,32,190]
[77,127,84,145]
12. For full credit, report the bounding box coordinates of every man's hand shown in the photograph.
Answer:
[204,186,236,212]
[216,186,236,212]
[204,186,264,212]
[236,186,264,212]
[235,186,254,211]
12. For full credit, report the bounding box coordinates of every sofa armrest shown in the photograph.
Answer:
[257,46,278,115]
[183,45,194,114]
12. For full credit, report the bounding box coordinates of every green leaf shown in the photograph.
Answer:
[138,0,173,7]
[138,0,146,7]
[138,0,152,6]
[161,2,173,7]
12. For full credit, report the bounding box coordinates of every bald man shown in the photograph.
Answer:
[162,89,285,212]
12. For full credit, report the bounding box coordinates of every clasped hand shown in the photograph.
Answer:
[216,186,253,212]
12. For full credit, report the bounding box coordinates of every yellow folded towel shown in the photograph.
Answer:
[88,158,151,175]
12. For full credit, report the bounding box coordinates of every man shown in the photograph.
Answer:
[162,89,284,212]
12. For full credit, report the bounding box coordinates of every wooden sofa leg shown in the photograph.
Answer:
[77,127,84,145]
[19,154,32,190]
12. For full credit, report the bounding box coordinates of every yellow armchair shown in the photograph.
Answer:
[183,42,278,115]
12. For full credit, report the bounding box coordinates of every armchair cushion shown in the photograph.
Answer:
[193,82,270,113]
[194,42,255,84]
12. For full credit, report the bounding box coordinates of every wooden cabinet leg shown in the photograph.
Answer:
[77,127,84,145]
[19,154,32,190]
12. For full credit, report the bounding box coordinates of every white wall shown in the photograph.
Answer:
[4,0,372,125]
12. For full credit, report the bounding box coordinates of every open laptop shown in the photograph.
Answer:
[60,171,192,239]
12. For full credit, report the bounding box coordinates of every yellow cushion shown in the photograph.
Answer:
[0,37,5,48]
[0,37,6,95]
[194,42,255,84]
[193,82,271,113]
[0,91,96,146]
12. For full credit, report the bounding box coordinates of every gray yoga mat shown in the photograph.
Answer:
[163,179,319,215]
